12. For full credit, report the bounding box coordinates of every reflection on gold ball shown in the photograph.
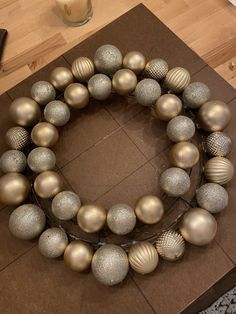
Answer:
[77,203,106,233]
[50,67,74,91]
[0,173,30,206]
[64,240,93,272]
[153,94,182,121]
[156,230,185,261]
[164,67,191,93]
[198,101,231,132]
[135,195,164,224]
[64,83,89,109]
[169,141,199,169]
[31,122,59,148]
[34,170,63,199]
[112,69,137,95]
[72,57,95,82]
[123,51,146,74]
[180,208,217,246]
[204,157,234,185]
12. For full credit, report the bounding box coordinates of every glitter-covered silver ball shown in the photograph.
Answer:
[107,204,136,235]
[38,227,68,258]
[44,100,71,127]
[9,204,46,240]
[183,82,210,109]
[164,67,191,93]
[92,244,129,286]
[135,78,161,107]
[31,81,56,106]
[196,183,229,213]
[144,58,169,81]
[52,190,81,220]
[5,126,30,150]
[167,115,196,142]
[205,132,232,157]
[94,44,122,75]
[0,150,26,173]
[88,74,112,100]
[160,167,191,197]
[27,147,56,173]
[156,230,185,261]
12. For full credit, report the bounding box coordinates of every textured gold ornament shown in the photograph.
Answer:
[197,101,231,132]
[0,173,30,206]
[128,241,159,274]
[0,150,27,173]
[205,132,232,157]
[180,208,217,246]
[64,83,89,109]
[144,58,169,81]
[31,122,59,148]
[52,191,81,220]
[50,67,74,91]
[27,147,56,173]
[6,126,30,150]
[164,67,191,93]
[64,240,93,272]
[72,57,95,82]
[123,51,146,74]
[153,94,182,121]
[135,195,164,224]
[204,157,234,185]
[34,170,63,199]
[77,203,106,233]
[169,141,200,169]
[107,204,136,235]
[156,230,185,261]
[112,69,137,96]
[167,115,195,142]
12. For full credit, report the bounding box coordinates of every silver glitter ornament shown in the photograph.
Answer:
[5,126,30,150]
[167,115,195,142]
[44,100,71,127]
[144,58,169,81]
[94,44,122,75]
[0,150,26,173]
[9,204,46,240]
[92,244,129,286]
[107,204,136,235]
[183,82,210,109]
[156,230,185,261]
[31,81,56,106]
[52,191,81,220]
[27,147,56,173]
[160,167,191,197]
[38,227,68,258]
[205,132,232,157]
[135,78,161,107]
[164,67,191,93]
[196,183,229,213]
[88,74,112,100]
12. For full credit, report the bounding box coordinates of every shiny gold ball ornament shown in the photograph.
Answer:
[94,44,122,75]
[153,94,182,121]
[204,157,234,185]
[44,100,71,127]
[72,57,95,82]
[0,150,26,173]
[169,141,200,169]
[205,132,232,157]
[0,173,30,206]
[197,101,231,132]
[91,244,129,286]
[50,66,74,91]
[31,122,59,147]
[112,69,137,96]
[164,67,191,93]
[156,230,185,261]
[9,97,41,127]
[34,170,63,199]
[77,203,106,233]
[9,204,46,240]
[180,208,217,246]
[64,240,93,272]
[183,82,210,109]
[88,74,112,100]
[128,241,159,275]
[144,58,169,81]
[27,147,56,173]
[107,204,136,235]
[167,115,195,142]
[64,83,89,109]
[135,195,164,224]
[5,126,30,150]
[52,191,81,220]
[123,51,146,74]
[30,81,56,106]
[135,78,161,107]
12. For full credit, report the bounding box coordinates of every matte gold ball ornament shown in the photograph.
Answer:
[204,157,234,185]
[72,57,95,82]
[64,83,89,109]
[169,141,200,169]
[77,203,106,233]
[31,122,59,148]
[50,67,74,91]
[154,94,182,121]
[135,195,164,224]
[34,170,63,199]
[123,51,146,74]
[112,69,137,95]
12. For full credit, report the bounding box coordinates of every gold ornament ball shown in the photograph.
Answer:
[169,141,200,169]
[128,241,159,275]
[77,203,106,233]
[31,122,59,148]
[112,69,137,96]
[72,57,95,82]
[6,126,30,150]
[9,97,41,127]
[64,240,93,272]
[180,208,217,246]
[123,51,146,75]
[153,94,182,121]
[34,170,63,199]
[64,83,89,109]
[204,157,234,185]
[50,67,74,91]
[198,101,231,132]
[0,173,30,206]
[164,67,191,93]
[107,204,136,235]
[135,195,164,224]
[156,230,185,261]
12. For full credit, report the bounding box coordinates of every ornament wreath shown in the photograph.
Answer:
[0,44,234,286]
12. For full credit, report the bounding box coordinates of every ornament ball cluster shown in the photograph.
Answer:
[0,44,234,286]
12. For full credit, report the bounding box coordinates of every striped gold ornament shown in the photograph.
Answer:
[156,230,185,261]
[204,157,234,185]
[72,57,95,82]
[164,67,191,93]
